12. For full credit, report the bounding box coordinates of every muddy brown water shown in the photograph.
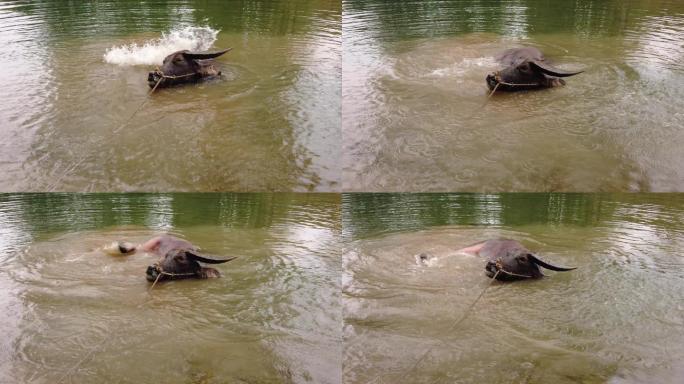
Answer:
[0,0,340,192]
[343,0,684,191]
[343,193,684,383]
[0,193,341,383]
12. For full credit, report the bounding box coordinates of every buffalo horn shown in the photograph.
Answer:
[530,60,583,77]
[528,254,576,271]
[186,252,237,264]
[183,48,233,60]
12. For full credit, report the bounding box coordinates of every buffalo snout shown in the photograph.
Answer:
[145,265,160,282]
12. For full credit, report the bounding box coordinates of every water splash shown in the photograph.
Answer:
[103,26,219,66]
[428,57,497,78]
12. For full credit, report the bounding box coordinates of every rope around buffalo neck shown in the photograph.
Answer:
[496,80,542,87]
[151,69,200,80]
[148,264,197,291]
[368,270,500,384]
[492,72,543,88]
[494,258,533,279]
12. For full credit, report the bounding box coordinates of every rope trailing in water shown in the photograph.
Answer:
[114,73,164,134]
[56,257,177,383]
[487,81,501,98]
[458,82,500,124]
[459,74,544,125]
[45,72,167,192]
[148,269,164,292]
[368,270,500,384]
[56,294,160,383]
[54,335,109,384]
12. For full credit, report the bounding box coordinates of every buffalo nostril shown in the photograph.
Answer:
[484,262,497,278]
[145,266,158,282]
[486,74,499,90]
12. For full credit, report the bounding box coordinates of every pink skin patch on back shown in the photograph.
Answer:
[140,236,162,253]
[457,242,486,255]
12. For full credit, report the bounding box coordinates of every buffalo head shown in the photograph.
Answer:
[146,249,236,282]
[147,48,232,88]
[486,47,582,92]
[460,239,576,281]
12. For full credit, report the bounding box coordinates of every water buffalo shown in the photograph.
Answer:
[102,235,237,282]
[140,235,236,282]
[103,235,196,257]
[147,48,232,88]
[459,239,576,281]
[486,47,583,92]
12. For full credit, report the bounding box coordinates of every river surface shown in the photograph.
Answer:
[343,0,684,192]
[0,1,340,192]
[343,193,684,383]
[0,193,341,383]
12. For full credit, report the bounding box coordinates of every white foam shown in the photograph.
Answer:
[415,253,440,267]
[103,25,220,66]
[428,57,497,77]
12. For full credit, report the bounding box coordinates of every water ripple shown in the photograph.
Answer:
[343,0,684,192]
[344,193,684,383]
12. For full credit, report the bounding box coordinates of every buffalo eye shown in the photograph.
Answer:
[518,63,531,73]
[515,254,527,263]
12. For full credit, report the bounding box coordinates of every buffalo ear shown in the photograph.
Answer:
[529,60,583,77]
[183,48,232,60]
[186,252,237,264]
[528,254,576,272]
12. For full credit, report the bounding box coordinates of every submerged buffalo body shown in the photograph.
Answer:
[147,48,232,88]
[486,47,582,92]
[460,239,576,281]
